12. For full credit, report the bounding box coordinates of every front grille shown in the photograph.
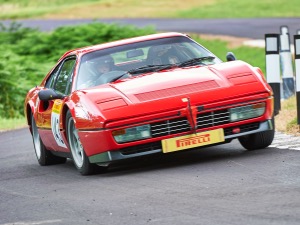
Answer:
[151,118,190,138]
[197,109,230,129]
[151,109,230,138]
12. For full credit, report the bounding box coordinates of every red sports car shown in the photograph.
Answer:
[24,32,274,175]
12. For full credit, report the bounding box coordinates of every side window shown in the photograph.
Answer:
[54,58,76,95]
[45,64,61,89]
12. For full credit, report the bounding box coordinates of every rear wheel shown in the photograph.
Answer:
[66,111,99,175]
[31,114,66,165]
[238,119,275,150]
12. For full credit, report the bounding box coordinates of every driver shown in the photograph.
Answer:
[77,55,115,89]
[93,55,115,75]
[148,45,179,65]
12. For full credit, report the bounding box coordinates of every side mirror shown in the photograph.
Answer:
[226,52,236,61]
[38,89,65,101]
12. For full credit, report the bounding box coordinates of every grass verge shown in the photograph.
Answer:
[1,0,300,19]
[0,0,99,19]
[275,96,299,136]
[176,0,300,18]
[0,117,27,132]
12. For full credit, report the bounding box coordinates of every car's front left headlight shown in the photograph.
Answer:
[229,102,265,122]
[112,124,151,143]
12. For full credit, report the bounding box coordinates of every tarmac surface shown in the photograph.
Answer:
[2,17,300,39]
[1,128,300,225]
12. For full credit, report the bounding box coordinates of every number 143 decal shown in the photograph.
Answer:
[51,100,67,148]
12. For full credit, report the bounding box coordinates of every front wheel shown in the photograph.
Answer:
[31,114,66,165]
[66,111,98,175]
[238,120,275,150]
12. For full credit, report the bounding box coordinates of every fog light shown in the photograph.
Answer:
[232,127,241,134]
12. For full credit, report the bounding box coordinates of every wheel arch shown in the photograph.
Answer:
[26,102,35,134]
[61,102,77,130]
[61,104,72,144]
[61,102,79,145]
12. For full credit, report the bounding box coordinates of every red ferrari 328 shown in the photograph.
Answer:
[24,32,274,175]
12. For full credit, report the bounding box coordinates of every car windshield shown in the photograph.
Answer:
[76,36,222,89]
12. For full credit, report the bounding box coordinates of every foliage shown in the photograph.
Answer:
[0,21,38,44]
[0,22,155,118]
[0,48,33,118]
[287,117,297,129]
[15,22,155,62]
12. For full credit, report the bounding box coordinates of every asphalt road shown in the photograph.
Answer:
[1,128,300,225]
[2,18,300,39]
[1,18,300,225]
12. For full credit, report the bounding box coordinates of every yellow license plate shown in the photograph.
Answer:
[161,128,224,153]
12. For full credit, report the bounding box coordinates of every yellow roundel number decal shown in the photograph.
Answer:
[51,100,67,148]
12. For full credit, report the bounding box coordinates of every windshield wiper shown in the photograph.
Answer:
[178,56,215,68]
[154,64,177,72]
[110,73,130,83]
[128,64,175,75]
[112,64,176,82]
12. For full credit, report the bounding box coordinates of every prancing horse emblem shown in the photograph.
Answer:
[181,97,197,133]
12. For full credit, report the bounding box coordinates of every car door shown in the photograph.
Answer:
[37,56,76,151]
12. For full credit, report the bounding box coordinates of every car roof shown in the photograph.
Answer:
[59,32,189,60]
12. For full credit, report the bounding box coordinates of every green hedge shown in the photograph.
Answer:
[0,22,155,118]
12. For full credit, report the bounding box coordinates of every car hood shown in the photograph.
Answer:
[111,60,269,102]
[111,66,224,103]
[76,60,271,125]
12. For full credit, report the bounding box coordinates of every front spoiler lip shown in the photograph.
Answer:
[89,120,273,165]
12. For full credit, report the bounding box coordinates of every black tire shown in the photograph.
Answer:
[65,111,99,175]
[238,120,275,150]
[31,114,67,165]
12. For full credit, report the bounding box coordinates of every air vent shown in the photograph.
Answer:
[228,73,257,85]
[135,81,219,102]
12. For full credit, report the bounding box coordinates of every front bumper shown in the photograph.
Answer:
[89,119,273,165]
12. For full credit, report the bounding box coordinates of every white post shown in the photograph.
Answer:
[265,34,281,115]
[293,35,300,125]
[280,26,295,99]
